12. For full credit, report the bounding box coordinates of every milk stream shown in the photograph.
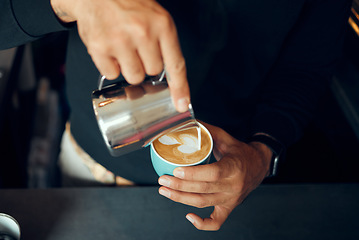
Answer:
[195,120,201,151]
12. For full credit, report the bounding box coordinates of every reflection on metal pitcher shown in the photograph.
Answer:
[92,73,197,157]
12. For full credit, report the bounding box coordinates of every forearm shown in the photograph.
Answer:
[0,0,69,50]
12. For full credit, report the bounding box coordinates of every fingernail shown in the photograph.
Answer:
[174,168,184,179]
[177,98,189,113]
[186,215,195,224]
[158,177,171,187]
[159,188,171,198]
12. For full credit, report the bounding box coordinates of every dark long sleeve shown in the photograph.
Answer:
[0,0,68,50]
[250,0,352,147]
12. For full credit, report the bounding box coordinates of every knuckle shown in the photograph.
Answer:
[194,196,208,209]
[168,58,186,75]
[171,180,182,190]
[132,21,151,40]
[87,40,113,57]
[168,193,178,203]
[210,165,222,182]
[86,42,102,56]
[145,64,164,76]
[185,170,195,180]
[199,183,210,193]
[156,11,173,31]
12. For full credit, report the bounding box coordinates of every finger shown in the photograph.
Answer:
[186,206,231,231]
[158,175,231,194]
[90,53,120,80]
[137,40,164,76]
[159,19,190,113]
[173,160,233,182]
[115,46,146,85]
[158,186,224,209]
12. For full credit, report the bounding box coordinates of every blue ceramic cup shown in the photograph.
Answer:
[150,122,213,176]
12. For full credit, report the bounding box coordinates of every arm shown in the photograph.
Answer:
[50,0,191,112]
[158,0,351,231]
[0,0,68,50]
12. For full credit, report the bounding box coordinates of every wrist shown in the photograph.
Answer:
[249,141,273,178]
[247,133,285,177]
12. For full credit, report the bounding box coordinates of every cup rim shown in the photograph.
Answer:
[150,122,213,166]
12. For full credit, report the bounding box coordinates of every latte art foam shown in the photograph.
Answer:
[159,134,198,154]
[153,126,211,164]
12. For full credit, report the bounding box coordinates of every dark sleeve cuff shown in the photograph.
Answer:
[11,0,70,37]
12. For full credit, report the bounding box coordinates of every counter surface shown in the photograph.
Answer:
[0,184,358,240]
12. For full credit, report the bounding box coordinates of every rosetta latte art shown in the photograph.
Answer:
[159,133,199,154]
[153,126,211,165]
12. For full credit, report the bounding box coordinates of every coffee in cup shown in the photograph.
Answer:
[150,122,213,176]
[152,125,211,164]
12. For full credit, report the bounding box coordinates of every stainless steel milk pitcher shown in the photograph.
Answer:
[92,72,197,157]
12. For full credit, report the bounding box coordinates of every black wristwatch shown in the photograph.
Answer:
[248,134,285,177]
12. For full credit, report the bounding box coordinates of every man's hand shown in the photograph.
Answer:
[158,123,273,231]
[51,0,190,112]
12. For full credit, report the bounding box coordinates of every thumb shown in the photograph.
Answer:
[186,205,231,231]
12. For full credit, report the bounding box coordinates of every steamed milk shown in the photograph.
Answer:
[152,126,211,164]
